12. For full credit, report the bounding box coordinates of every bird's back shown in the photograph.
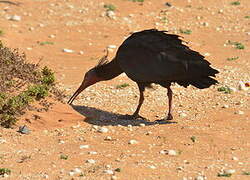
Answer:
[115,29,219,89]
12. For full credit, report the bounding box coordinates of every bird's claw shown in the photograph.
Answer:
[155,113,173,123]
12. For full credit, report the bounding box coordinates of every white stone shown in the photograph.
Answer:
[160,150,168,154]
[128,139,138,144]
[149,165,156,169]
[204,52,210,56]
[139,123,145,127]
[86,159,96,164]
[49,34,55,38]
[222,104,229,108]
[79,51,84,55]
[235,110,244,115]
[232,156,238,161]
[88,151,98,155]
[98,127,109,133]
[167,150,178,156]
[107,45,116,49]
[62,48,74,53]
[195,175,205,180]
[111,176,118,180]
[103,169,114,175]
[179,112,187,118]
[224,169,236,174]
[0,138,7,144]
[73,168,82,174]
[9,15,21,21]
[104,136,112,141]
[80,145,89,149]
[238,81,248,91]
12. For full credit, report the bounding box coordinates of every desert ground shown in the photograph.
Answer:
[0,0,250,179]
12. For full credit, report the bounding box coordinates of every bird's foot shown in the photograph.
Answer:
[155,114,173,123]
[119,114,145,120]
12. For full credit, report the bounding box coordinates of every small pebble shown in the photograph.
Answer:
[107,45,116,49]
[232,156,238,161]
[235,110,244,115]
[62,48,74,53]
[18,125,30,134]
[128,139,138,144]
[103,169,114,175]
[80,145,89,149]
[167,150,178,156]
[139,123,145,127]
[149,165,156,169]
[0,138,6,144]
[224,169,236,174]
[104,136,112,141]
[222,104,229,108]
[88,151,98,155]
[195,175,205,180]
[98,127,109,133]
[179,112,187,118]
[9,15,21,21]
[86,159,96,164]
[111,176,118,180]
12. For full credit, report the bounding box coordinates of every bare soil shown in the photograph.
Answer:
[0,0,250,179]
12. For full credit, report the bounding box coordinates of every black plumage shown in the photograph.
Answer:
[68,29,219,121]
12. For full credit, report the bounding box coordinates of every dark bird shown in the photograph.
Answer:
[68,29,219,121]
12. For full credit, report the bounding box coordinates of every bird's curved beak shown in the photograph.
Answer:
[67,81,90,105]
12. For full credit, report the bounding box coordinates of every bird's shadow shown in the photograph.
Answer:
[71,105,177,127]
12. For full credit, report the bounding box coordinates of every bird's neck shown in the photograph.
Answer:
[95,58,123,80]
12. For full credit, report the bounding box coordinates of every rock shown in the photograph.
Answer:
[107,45,116,49]
[18,125,30,134]
[139,123,145,127]
[0,138,6,144]
[104,136,112,141]
[88,151,98,155]
[79,145,89,149]
[62,48,74,53]
[179,112,187,118]
[98,127,109,133]
[224,169,236,174]
[79,51,84,55]
[103,169,114,175]
[235,110,244,115]
[195,175,205,180]
[9,15,21,21]
[167,150,178,156]
[106,11,116,19]
[111,176,118,180]
[204,52,210,56]
[232,156,238,161]
[128,139,138,144]
[86,159,96,164]
[149,165,156,169]
[238,81,248,91]
[222,104,229,108]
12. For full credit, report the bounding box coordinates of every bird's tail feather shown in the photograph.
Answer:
[189,77,218,89]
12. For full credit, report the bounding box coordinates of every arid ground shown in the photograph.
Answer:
[0,0,249,179]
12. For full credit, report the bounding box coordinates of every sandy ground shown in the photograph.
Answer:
[0,0,250,179]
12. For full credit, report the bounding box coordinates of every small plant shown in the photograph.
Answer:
[116,83,130,89]
[227,40,245,49]
[190,136,196,143]
[27,85,49,100]
[0,168,11,176]
[226,57,239,61]
[41,66,55,85]
[245,16,250,19]
[0,30,4,36]
[38,41,54,46]
[217,86,232,94]
[217,172,232,177]
[242,171,250,175]
[104,4,116,11]
[60,154,68,160]
[179,29,192,35]
[231,1,240,5]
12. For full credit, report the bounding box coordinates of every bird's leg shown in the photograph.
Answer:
[166,86,173,120]
[119,83,145,120]
[131,84,145,119]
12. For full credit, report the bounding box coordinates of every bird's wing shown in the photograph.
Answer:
[116,30,218,83]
